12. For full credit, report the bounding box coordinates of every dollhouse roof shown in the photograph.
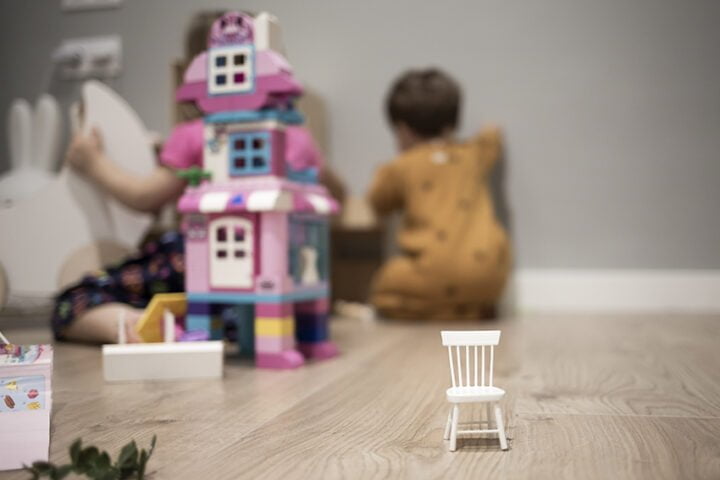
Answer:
[178,178,338,215]
[176,49,302,114]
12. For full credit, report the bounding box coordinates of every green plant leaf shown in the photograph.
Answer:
[136,451,149,480]
[22,466,40,480]
[54,464,74,479]
[28,461,55,475]
[23,435,157,479]
[23,462,55,479]
[76,446,100,473]
[95,468,121,480]
[115,440,139,471]
[136,435,157,480]
[148,435,157,458]
[70,438,83,464]
[84,449,116,479]
[97,451,112,471]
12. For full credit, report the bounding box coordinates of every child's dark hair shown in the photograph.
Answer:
[385,68,461,138]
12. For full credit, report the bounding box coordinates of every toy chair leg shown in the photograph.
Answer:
[443,406,453,440]
[486,403,494,429]
[449,404,460,451]
[494,404,508,451]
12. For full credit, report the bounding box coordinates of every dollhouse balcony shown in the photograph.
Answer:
[177,177,338,216]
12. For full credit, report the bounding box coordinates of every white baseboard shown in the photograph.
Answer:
[509,269,720,313]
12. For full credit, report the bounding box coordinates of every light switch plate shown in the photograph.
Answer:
[61,0,123,12]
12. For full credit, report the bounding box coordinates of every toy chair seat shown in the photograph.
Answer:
[446,385,505,403]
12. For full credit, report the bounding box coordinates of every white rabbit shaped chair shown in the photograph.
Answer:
[0,81,155,307]
[441,330,508,451]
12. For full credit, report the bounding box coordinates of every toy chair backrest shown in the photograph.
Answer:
[441,330,501,389]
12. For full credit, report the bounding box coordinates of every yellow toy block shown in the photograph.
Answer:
[255,317,294,337]
[136,293,187,342]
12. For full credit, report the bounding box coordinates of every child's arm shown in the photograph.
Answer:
[367,161,404,216]
[476,125,503,173]
[65,128,186,213]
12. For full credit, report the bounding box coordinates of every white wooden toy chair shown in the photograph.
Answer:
[441,330,508,452]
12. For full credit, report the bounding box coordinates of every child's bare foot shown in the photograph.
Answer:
[60,303,144,344]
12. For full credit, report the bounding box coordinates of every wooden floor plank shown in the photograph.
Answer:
[516,314,720,418]
[505,414,720,480]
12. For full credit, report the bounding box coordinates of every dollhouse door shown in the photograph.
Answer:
[209,217,254,288]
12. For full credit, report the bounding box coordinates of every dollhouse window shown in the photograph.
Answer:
[208,45,254,95]
[228,131,271,176]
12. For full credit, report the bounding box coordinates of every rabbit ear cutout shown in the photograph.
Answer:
[7,98,32,171]
[68,101,83,135]
[32,94,63,173]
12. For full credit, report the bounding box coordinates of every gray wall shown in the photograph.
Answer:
[1,0,719,269]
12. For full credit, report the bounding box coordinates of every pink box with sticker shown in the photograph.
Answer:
[0,344,53,471]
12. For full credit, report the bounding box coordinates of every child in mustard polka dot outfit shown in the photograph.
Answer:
[367,68,510,320]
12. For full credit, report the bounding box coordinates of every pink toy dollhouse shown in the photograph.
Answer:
[175,12,339,369]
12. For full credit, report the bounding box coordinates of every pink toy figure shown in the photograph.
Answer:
[176,11,340,369]
[209,11,254,47]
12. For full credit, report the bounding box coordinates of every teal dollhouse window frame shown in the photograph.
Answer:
[228,131,272,176]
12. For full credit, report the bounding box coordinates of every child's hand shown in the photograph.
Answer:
[477,124,503,167]
[65,127,104,174]
[480,124,502,139]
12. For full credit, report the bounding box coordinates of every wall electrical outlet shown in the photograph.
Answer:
[61,0,123,12]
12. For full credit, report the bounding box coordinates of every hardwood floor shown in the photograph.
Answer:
[1,313,719,479]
